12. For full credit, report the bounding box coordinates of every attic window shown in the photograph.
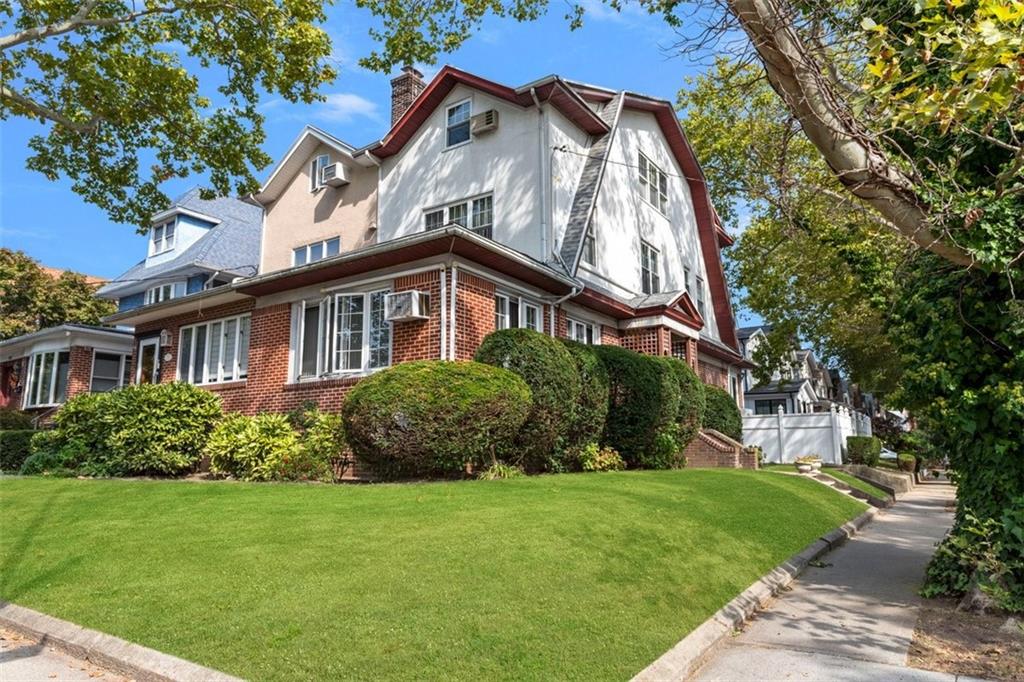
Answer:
[446,100,471,148]
[150,219,176,255]
[638,152,669,214]
[310,154,331,192]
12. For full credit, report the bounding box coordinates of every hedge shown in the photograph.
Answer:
[475,329,581,471]
[39,382,222,476]
[592,345,680,469]
[0,430,34,472]
[660,357,706,450]
[342,361,532,480]
[0,408,33,430]
[847,436,882,467]
[206,413,332,482]
[559,340,610,461]
[702,385,743,442]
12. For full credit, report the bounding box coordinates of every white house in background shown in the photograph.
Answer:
[737,325,840,414]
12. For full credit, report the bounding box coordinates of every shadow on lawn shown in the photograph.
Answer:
[0,485,83,602]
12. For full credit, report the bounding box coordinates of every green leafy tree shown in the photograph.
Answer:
[0,248,115,340]
[1,0,335,227]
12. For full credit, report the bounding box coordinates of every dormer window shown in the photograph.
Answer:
[309,154,330,192]
[145,281,186,305]
[150,219,176,255]
[446,100,471,148]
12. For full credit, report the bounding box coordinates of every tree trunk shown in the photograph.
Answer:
[727,0,975,267]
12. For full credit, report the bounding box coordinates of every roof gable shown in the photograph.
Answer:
[256,126,365,204]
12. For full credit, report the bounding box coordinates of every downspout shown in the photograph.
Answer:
[449,264,458,359]
[439,264,447,360]
[546,251,584,337]
[530,88,548,262]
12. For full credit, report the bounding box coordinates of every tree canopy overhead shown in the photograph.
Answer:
[0,0,335,228]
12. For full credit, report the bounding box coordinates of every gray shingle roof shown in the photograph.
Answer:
[746,379,810,395]
[736,324,770,340]
[97,188,262,297]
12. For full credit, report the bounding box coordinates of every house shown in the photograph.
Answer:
[95,189,262,313]
[0,324,134,414]
[738,325,832,414]
[103,66,750,445]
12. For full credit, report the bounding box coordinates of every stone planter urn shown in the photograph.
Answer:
[811,461,822,471]
[795,462,813,473]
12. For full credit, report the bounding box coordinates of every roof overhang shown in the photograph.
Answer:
[103,288,250,326]
[256,126,368,205]
[150,205,222,226]
[0,325,134,361]
[96,262,236,299]
[698,337,752,368]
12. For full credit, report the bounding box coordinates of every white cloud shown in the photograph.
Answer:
[314,92,380,123]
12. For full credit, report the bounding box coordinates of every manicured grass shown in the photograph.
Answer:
[822,469,891,500]
[0,471,865,681]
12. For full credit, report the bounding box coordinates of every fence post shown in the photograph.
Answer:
[776,405,786,463]
[830,404,842,465]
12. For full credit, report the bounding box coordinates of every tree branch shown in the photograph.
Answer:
[0,85,99,133]
[0,3,180,51]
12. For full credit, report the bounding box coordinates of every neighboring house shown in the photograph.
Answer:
[96,189,263,313]
[738,325,839,414]
[104,66,750,427]
[0,324,134,413]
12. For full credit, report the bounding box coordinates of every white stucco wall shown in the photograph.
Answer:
[378,85,545,260]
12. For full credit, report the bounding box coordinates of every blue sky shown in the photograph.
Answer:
[0,0,755,320]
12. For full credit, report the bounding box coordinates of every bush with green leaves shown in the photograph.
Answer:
[592,345,680,469]
[475,328,581,471]
[288,402,348,475]
[207,413,305,481]
[702,384,743,442]
[897,453,917,472]
[477,462,525,480]
[557,340,609,462]
[660,357,706,449]
[847,436,882,467]
[342,361,532,480]
[43,382,222,476]
[0,430,35,472]
[578,443,625,472]
[0,408,33,430]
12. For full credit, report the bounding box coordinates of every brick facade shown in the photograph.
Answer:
[684,429,757,469]
[392,270,442,363]
[452,271,496,360]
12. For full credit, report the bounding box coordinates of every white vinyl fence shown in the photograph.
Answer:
[742,405,872,465]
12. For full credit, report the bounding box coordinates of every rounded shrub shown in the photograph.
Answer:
[847,435,882,466]
[660,357,706,449]
[898,452,917,472]
[591,345,680,469]
[702,385,743,441]
[475,329,581,471]
[558,340,610,463]
[342,361,532,480]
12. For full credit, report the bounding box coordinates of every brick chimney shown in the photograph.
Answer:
[391,65,425,127]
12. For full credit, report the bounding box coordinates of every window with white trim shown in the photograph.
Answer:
[446,100,471,148]
[178,314,251,385]
[494,293,542,332]
[310,154,331,191]
[293,237,340,266]
[567,318,596,345]
[150,219,176,255]
[696,276,706,318]
[423,195,494,239]
[90,351,129,393]
[293,289,391,379]
[24,350,70,407]
[638,152,668,213]
[581,229,596,266]
[640,240,661,295]
[145,281,186,305]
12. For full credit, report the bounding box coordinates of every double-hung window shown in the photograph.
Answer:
[150,219,176,255]
[294,290,391,379]
[638,152,669,213]
[293,237,340,266]
[145,281,185,305]
[90,351,129,393]
[494,293,542,332]
[581,229,596,266]
[310,154,331,191]
[24,351,70,407]
[423,195,494,239]
[567,318,596,345]
[446,100,472,148]
[695,276,706,318]
[640,241,661,295]
[178,314,251,384]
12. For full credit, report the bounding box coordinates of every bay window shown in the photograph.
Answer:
[145,281,186,305]
[294,289,391,379]
[178,314,251,385]
[25,350,70,407]
[494,293,542,332]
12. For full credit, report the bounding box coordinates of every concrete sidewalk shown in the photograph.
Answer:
[0,627,127,681]
[693,484,976,682]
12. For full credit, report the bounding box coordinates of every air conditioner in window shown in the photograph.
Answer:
[320,162,350,187]
[385,290,430,321]
[471,109,499,135]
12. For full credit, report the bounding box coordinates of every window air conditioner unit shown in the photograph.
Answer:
[385,290,430,321]
[471,109,499,135]
[320,162,350,187]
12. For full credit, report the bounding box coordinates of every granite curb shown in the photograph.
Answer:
[631,507,878,682]
[0,601,244,682]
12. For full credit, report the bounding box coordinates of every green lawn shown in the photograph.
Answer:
[821,469,891,499]
[0,471,864,681]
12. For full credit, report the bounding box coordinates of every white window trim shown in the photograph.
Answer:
[145,281,186,305]
[291,289,393,381]
[494,292,543,332]
[90,350,129,393]
[23,350,70,408]
[177,314,251,385]
[638,152,669,215]
[422,193,494,236]
[293,236,341,266]
[310,153,331,192]
[640,240,661,295]
[333,289,391,374]
[149,219,177,256]
[444,98,473,150]
[136,337,160,384]
[566,317,600,345]
[695,275,706,317]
